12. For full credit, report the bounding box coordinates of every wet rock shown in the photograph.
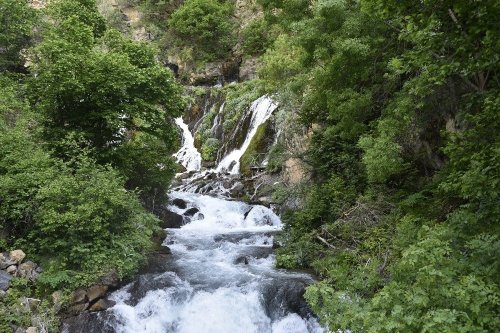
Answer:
[262,279,313,320]
[128,273,179,305]
[9,250,26,264]
[62,311,117,333]
[0,270,13,291]
[0,252,16,269]
[159,209,184,229]
[243,207,253,219]
[86,285,108,303]
[202,161,216,168]
[143,248,173,274]
[184,207,199,217]
[177,172,191,180]
[198,213,205,220]
[235,256,249,265]
[172,198,187,209]
[89,299,116,312]
[67,302,89,315]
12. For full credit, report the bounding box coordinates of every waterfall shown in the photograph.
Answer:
[62,94,324,333]
[173,117,202,172]
[217,96,278,174]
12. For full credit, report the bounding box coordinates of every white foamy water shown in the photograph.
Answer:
[217,95,278,174]
[82,191,325,333]
[173,117,202,172]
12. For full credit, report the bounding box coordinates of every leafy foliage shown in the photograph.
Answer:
[0,0,37,71]
[168,0,236,61]
[259,0,500,331]
[0,0,184,297]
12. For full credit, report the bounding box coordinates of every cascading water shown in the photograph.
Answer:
[63,95,324,333]
[217,96,278,174]
[173,117,202,172]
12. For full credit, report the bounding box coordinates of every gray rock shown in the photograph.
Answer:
[0,270,13,291]
[159,209,184,229]
[17,261,38,281]
[183,207,199,217]
[6,265,17,275]
[171,198,187,209]
[71,289,88,304]
[67,302,89,315]
[0,252,16,269]
[86,285,108,303]
[20,297,41,311]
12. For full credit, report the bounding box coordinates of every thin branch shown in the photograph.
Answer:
[316,235,336,249]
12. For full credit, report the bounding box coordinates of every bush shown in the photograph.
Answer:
[0,123,158,290]
[168,0,236,61]
[201,137,220,161]
[241,18,274,56]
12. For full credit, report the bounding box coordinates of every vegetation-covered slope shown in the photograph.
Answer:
[0,0,183,327]
[255,0,499,331]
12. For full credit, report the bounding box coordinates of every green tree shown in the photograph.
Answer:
[0,0,37,72]
[29,0,185,203]
[168,0,236,61]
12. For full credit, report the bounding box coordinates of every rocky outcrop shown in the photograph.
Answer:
[0,250,41,291]
[67,283,117,315]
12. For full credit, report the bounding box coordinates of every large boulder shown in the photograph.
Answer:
[183,207,199,217]
[0,270,12,291]
[171,198,187,209]
[159,209,184,229]
[9,250,26,264]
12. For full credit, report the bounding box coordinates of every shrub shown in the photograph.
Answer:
[241,17,274,56]
[201,138,220,161]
